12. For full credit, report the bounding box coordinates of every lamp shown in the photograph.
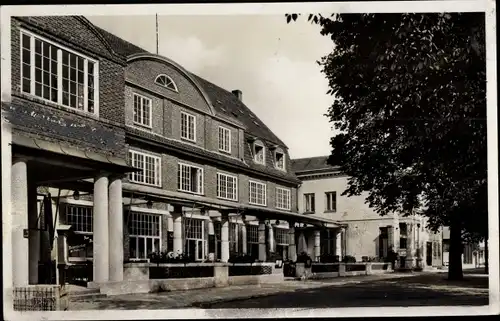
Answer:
[72,190,80,200]
[275,220,280,226]
[146,199,153,209]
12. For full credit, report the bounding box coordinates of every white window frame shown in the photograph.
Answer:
[65,205,93,262]
[325,191,337,212]
[249,180,267,206]
[217,172,238,201]
[180,111,196,142]
[178,162,204,195]
[253,141,266,164]
[132,93,153,128]
[275,227,289,245]
[304,193,315,213]
[128,212,162,261]
[20,29,99,115]
[274,150,286,171]
[218,126,232,154]
[155,74,178,92]
[184,218,205,261]
[128,150,162,187]
[276,187,291,211]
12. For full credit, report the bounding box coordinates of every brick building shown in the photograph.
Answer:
[292,156,444,269]
[3,16,343,289]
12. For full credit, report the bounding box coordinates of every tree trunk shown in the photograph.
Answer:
[448,218,463,280]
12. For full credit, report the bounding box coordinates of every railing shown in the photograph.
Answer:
[13,285,68,311]
[345,263,367,272]
[311,263,340,273]
[149,265,214,279]
[228,264,273,276]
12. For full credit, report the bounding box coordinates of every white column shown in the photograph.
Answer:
[28,184,40,284]
[314,230,321,261]
[93,173,109,283]
[268,223,275,253]
[2,118,13,292]
[258,220,267,262]
[108,176,123,282]
[12,158,29,287]
[288,222,297,261]
[335,230,342,258]
[221,213,229,263]
[172,206,183,255]
[241,222,247,255]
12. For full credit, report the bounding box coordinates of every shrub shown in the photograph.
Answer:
[342,255,356,263]
[296,252,312,264]
[266,252,283,263]
[228,254,256,264]
[321,253,340,263]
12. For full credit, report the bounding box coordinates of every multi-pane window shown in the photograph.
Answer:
[320,230,336,256]
[185,218,204,261]
[128,213,161,260]
[304,193,315,213]
[128,150,161,187]
[275,151,285,170]
[155,74,177,92]
[66,205,93,233]
[21,30,97,114]
[325,191,337,212]
[217,173,238,201]
[218,126,231,153]
[276,187,291,211]
[178,163,204,194]
[399,223,408,249]
[133,93,152,128]
[249,181,267,206]
[180,111,196,141]
[253,142,265,164]
[247,224,259,259]
[275,228,289,245]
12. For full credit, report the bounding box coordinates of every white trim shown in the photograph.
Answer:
[216,172,238,201]
[127,206,170,216]
[19,28,99,116]
[276,187,291,211]
[180,111,197,142]
[132,93,153,129]
[155,74,178,92]
[59,198,94,207]
[178,162,204,195]
[274,150,286,171]
[248,180,267,206]
[128,212,162,260]
[128,149,162,187]
[218,126,232,154]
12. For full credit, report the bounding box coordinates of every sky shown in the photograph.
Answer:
[87,15,336,159]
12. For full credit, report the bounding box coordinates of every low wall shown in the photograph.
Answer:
[94,262,280,295]
[13,285,69,311]
[296,262,392,280]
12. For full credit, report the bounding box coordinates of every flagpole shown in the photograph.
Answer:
[156,13,159,55]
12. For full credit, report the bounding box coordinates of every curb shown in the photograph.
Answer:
[191,291,285,308]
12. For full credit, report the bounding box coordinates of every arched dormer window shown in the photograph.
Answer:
[155,74,178,92]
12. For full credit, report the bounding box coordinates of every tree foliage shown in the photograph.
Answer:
[286,13,487,279]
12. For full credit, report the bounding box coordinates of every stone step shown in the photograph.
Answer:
[69,289,106,301]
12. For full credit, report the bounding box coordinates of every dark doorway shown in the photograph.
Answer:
[426,242,433,266]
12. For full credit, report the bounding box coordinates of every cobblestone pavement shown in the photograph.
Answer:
[68,273,410,310]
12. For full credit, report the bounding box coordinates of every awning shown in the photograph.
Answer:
[12,134,137,173]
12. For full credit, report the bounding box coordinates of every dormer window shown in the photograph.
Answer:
[253,141,265,164]
[155,74,178,92]
[274,150,285,171]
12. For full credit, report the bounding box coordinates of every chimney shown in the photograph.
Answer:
[232,89,242,101]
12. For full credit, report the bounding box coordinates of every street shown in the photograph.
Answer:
[203,272,488,309]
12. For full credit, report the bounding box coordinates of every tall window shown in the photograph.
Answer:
[253,142,265,164]
[320,230,336,256]
[275,151,285,170]
[325,191,337,212]
[184,218,204,261]
[217,172,238,201]
[276,187,291,211]
[129,212,161,260]
[218,126,231,153]
[66,205,93,260]
[155,74,178,92]
[249,181,267,206]
[133,93,152,128]
[304,193,315,213]
[128,150,161,187]
[247,225,259,259]
[21,30,98,114]
[178,163,204,194]
[275,227,289,261]
[180,111,196,141]
[399,223,408,249]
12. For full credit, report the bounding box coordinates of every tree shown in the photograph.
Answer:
[286,13,487,280]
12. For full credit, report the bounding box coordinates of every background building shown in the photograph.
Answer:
[292,156,443,269]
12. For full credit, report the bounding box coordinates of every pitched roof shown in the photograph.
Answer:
[91,22,286,147]
[291,155,340,174]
